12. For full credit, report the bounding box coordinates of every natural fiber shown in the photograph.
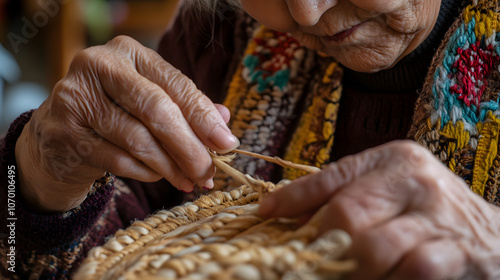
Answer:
[74,151,355,280]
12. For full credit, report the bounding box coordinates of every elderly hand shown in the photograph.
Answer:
[259,140,500,279]
[15,36,239,212]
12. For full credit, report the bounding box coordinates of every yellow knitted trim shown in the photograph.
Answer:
[464,2,500,38]
[283,62,342,180]
[472,111,500,196]
[322,62,338,84]
[224,66,247,119]
[440,121,470,158]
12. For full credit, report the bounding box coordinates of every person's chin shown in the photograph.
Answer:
[319,49,396,73]
[347,61,399,73]
[293,33,403,73]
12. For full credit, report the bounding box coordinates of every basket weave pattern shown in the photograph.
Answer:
[74,182,354,280]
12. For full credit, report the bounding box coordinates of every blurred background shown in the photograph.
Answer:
[0,0,181,134]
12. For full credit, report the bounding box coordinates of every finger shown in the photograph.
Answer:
[91,38,237,186]
[387,239,467,280]
[259,145,390,217]
[107,36,239,153]
[89,100,197,191]
[317,169,423,237]
[347,214,436,280]
[259,141,427,218]
[97,66,215,185]
[72,132,163,183]
[133,43,239,152]
[95,65,218,186]
[214,104,231,124]
[90,139,196,192]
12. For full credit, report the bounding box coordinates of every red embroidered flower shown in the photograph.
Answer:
[450,41,499,107]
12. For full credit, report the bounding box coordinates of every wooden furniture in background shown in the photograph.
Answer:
[35,0,181,86]
[114,0,181,37]
[48,0,86,86]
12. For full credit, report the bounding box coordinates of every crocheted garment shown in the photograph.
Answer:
[410,0,500,206]
[213,0,500,206]
[215,25,342,188]
[74,0,500,278]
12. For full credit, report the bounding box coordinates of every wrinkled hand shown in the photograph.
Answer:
[259,140,500,279]
[15,36,239,212]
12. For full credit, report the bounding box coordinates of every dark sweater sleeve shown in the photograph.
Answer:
[0,111,122,279]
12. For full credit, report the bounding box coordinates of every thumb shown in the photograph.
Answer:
[258,141,411,218]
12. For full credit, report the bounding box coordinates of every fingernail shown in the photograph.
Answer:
[258,197,276,217]
[202,178,214,190]
[179,177,194,193]
[210,126,240,153]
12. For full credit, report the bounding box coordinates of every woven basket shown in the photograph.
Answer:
[74,152,356,280]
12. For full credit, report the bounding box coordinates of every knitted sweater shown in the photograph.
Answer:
[1,0,498,278]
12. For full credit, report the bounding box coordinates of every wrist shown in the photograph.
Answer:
[15,120,93,212]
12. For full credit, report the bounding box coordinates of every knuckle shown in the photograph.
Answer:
[315,167,342,193]
[328,194,360,234]
[70,46,101,70]
[405,248,442,280]
[141,92,175,126]
[165,69,200,100]
[164,67,184,83]
[109,153,133,173]
[380,140,431,173]
[323,154,359,184]
[107,35,138,49]
[123,128,152,158]
[52,78,78,101]
[49,79,92,125]
[411,169,450,208]
[187,98,220,127]
[392,140,430,162]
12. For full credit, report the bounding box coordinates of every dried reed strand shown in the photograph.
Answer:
[209,150,275,194]
[232,149,321,174]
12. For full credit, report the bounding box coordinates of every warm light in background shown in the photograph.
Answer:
[0,0,180,134]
